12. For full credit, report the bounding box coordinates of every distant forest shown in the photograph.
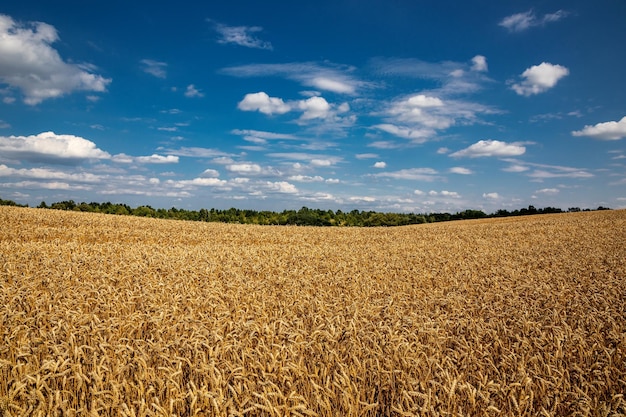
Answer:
[1,196,613,227]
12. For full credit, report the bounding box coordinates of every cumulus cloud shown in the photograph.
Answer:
[471,55,488,72]
[299,96,331,120]
[226,163,263,174]
[265,181,298,194]
[450,140,526,158]
[499,9,568,32]
[0,131,110,163]
[373,161,387,168]
[140,59,167,78]
[184,84,204,98]
[209,20,272,50]
[483,192,500,199]
[0,14,111,104]
[238,92,291,115]
[376,92,497,143]
[511,62,569,96]
[572,116,626,140]
[200,168,220,178]
[135,154,179,164]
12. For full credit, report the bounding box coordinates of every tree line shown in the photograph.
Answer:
[0,196,612,227]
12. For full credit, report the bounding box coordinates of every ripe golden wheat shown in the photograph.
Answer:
[0,206,624,416]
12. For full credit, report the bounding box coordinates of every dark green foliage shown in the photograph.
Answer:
[7,197,611,227]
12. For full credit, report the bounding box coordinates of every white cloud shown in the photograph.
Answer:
[140,59,167,78]
[238,92,291,115]
[349,196,376,203]
[376,92,497,142]
[373,161,387,168]
[210,20,273,50]
[0,14,111,104]
[536,188,560,194]
[414,189,425,195]
[504,159,594,179]
[511,62,569,96]
[449,166,473,175]
[288,175,324,183]
[372,167,441,181]
[0,164,102,183]
[471,55,488,72]
[0,131,110,163]
[310,159,333,167]
[0,120,10,129]
[200,169,220,178]
[185,84,204,98]
[499,10,568,32]
[265,181,298,194]
[499,10,536,32]
[299,96,331,120]
[429,190,460,198]
[135,154,179,164]
[310,77,353,94]
[503,164,530,173]
[226,163,263,174]
[231,129,298,141]
[572,116,626,140]
[221,62,366,95]
[373,124,434,143]
[161,147,231,159]
[267,152,342,166]
[483,192,500,199]
[450,140,526,158]
[355,153,379,159]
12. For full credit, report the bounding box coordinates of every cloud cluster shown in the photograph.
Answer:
[238,92,350,123]
[499,9,568,32]
[572,116,626,140]
[0,14,111,104]
[511,62,569,96]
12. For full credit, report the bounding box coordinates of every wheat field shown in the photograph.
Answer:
[0,206,624,416]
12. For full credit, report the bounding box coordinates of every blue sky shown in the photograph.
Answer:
[1,1,625,213]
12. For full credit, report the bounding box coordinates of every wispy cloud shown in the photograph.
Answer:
[140,59,167,78]
[184,84,204,98]
[209,19,273,50]
[221,62,368,95]
[499,9,569,33]
[371,167,442,182]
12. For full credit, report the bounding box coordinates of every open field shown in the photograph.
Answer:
[0,206,625,416]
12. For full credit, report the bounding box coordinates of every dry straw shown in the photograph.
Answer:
[0,206,624,416]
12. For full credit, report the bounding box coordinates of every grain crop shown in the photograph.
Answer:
[0,206,624,416]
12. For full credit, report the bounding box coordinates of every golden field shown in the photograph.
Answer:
[0,206,624,416]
